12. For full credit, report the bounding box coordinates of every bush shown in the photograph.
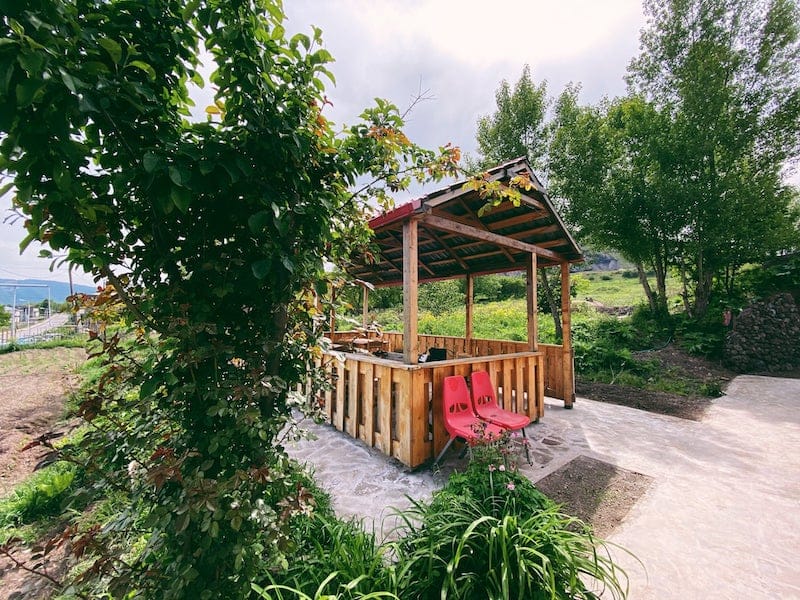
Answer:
[419,280,464,316]
[391,450,629,599]
[258,447,630,600]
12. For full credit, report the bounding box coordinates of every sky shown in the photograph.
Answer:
[1,0,646,286]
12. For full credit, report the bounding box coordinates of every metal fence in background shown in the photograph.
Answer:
[0,321,87,349]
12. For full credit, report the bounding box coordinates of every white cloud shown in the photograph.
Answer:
[343,0,642,68]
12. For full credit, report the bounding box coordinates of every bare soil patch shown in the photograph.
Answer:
[535,455,652,538]
[577,344,735,421]
[0,348,84,497]
[0,347,85,600]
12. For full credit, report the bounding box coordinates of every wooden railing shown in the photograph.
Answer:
[371,332,568,401]
[314,350,543,468]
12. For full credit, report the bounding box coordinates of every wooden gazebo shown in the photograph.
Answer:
[319,157,583,467]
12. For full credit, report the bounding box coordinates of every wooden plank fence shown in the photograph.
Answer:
[313,350,543,468]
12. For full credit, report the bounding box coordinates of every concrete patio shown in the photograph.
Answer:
[286,375,800,599]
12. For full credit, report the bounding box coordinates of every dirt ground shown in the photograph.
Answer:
[534,455,652,538]
[577,344,736,421]
[0,348,84,497]
[0,347,85,600]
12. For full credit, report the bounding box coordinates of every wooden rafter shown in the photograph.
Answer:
[420,214,563,262]
[420,224,470,270]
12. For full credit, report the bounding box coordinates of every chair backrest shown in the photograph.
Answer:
[470,371,499,412]
[442,375,475,434]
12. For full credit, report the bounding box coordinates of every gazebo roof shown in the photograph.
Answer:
[348,157,583,287]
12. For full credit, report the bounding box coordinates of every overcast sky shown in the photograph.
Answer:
[1,0,645,286]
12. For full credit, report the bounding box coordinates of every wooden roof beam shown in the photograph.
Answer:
[420,213,563,262]
[420,224,470,270]
[455,200,517,263]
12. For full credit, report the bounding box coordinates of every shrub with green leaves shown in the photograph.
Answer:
[0,1,464,596]
[390,452,629,599]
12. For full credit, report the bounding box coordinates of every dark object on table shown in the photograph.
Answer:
[427,347,447,362]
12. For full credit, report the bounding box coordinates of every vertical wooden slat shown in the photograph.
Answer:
[346,364,359,436]
[466,273,474,348]
[394,370,412,465]
[334,361,346,431]
[536,354,545,420]
[514,357,524,414]
[360,362,374,445]
[561,263,574,408]
[403,219,419,364]
[503,360,514,413]
[379,367,393,454]
[362,285,369,327]
[431,365,449,457]
[409,370,429,467]
[322,359,334,422]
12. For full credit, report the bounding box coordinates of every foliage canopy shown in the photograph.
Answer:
[0,0,459,596]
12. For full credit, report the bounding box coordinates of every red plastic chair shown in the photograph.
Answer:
[434,375,505,466]
[470,370,531,464]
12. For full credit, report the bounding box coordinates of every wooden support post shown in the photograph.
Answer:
[465,273,474,351]
[403,219,419,364]
[561,262,574,408]
[362,285,369,327]
[526,253,538,351]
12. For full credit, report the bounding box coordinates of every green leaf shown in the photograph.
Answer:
[251,259,270,280]
[58,67,84,93]
[140,377,159,399]
[127,60,156,80]
[143,152,160,173]
[281,256,294,273]
[0,62,14,95]
[247,210,270,234]
[16,79,44,107]
[168,165,189,187]
[98,37,123,64]
[17,51,44,75]
[19,232,36,253]
[171,186,191,213]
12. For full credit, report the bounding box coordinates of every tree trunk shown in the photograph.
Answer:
[679,260,693,318]
[540,267,562,341]
[636,262,656,311]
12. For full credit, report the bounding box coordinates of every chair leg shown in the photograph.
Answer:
[521,428,531,465]
[434,438,456,467]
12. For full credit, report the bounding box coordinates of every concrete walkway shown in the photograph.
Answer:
[286,375,800,599]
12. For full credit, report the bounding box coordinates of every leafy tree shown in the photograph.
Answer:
[0,305,9,327]
[549,92,681,315]
[627,0,800,316]
[0,1,459,597]
[473,66,566,339]
[476,64,549,175]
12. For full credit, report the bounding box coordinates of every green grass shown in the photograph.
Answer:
[0,462,79,544]
[574,270,681,308]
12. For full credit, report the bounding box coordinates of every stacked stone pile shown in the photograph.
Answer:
[725,292,800,373]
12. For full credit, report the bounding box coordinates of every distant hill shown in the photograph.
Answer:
[0,279,97,305]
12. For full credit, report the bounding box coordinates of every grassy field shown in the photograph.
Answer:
[572,270,681,308]
[369,270,677,344]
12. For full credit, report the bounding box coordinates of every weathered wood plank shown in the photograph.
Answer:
[403,220,419,364]
[360,362,375,445]
[394,369,412,465]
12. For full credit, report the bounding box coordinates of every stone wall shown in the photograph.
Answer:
[724,293,800,373]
